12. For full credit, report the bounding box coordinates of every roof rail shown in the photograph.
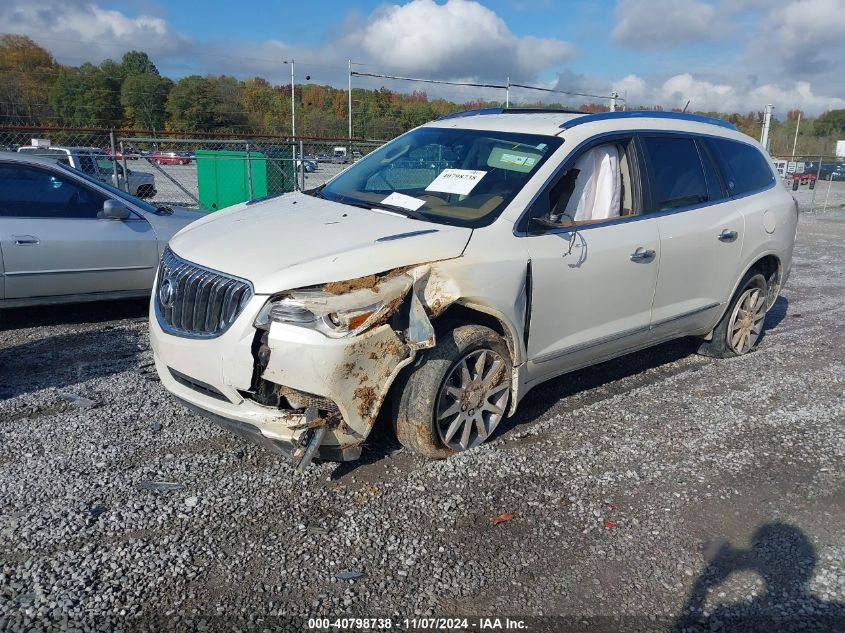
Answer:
[436,107,584,121]
[558,110,736,130]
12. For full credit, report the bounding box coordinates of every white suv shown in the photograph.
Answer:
[149,109,797,468]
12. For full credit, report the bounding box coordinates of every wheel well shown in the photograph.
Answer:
[752,254,780,282]
[750,254,782,308]
[436,303,516,359]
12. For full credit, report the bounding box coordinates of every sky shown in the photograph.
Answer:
[2,0,844,116]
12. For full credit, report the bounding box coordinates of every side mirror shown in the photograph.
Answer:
[529,214,574,234]
[101,199,131,220]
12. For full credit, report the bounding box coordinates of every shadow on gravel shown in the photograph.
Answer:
[674,522,845,632]
[0,329,141,399]
[500,337,697,436]
[0,298,149,331]
[763,295,789,331]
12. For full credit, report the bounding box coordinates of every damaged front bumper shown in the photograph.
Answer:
[150,265,453,466]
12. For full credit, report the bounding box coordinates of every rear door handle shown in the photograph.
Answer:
[12,234,39,245]
[630,247,656,262]
[718,229,738,242]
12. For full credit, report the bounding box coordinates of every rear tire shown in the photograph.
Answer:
[697,270,768,358]
[393,325,511,458]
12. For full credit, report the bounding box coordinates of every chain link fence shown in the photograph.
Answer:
[771,154,845,212]
[0,127,385,211]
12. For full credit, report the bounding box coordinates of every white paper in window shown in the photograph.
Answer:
[425,169,486,195]
[381,192,426,211]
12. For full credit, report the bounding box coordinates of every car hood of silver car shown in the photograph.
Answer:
[167,192,473,294]
[144,207,206,240]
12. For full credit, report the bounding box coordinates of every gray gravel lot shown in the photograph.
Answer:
[1,210,843,632]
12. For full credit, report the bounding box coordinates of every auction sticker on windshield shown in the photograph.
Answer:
[425,169,486,195]
[381,191,426,211]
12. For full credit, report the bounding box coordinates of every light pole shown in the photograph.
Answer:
[284,59,296,188]
[760,104,773,152]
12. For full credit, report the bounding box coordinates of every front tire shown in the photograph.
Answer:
[393,325,512,458]
[697,270,768,358]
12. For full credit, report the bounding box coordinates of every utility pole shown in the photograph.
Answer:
[284,59,296,187]
[348,59,353,152]
[610,91,618,112]
[506,77,510,108]
[290,59,296,140]
[791,110,801,158]
[760,104,773,152]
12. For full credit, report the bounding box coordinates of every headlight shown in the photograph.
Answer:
[255,273,416,338]
[254,295,393,338]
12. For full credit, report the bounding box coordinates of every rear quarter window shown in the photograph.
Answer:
[642,136,709,211]
[706,138,775,196]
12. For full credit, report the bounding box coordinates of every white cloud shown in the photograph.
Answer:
[612,0,718,49]
[0,0,192,64]
[358,0,575,79]
[612,72,845,115]
[751,0,845,75]
[1,0,842,118]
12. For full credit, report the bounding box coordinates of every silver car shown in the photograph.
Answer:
[0,152,202,308]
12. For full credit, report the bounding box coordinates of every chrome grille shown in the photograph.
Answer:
[154,248,253,338]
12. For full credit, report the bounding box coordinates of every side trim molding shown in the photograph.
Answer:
[531,302,721,365]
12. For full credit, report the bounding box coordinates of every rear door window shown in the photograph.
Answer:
[706,138,775,196]
[642,136,709,212]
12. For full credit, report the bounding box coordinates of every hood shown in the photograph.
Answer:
[168,192,473,294]
[129,170,155,181]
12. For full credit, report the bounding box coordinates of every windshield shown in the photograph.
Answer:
[55,162,157,214]
[315,127,562,227]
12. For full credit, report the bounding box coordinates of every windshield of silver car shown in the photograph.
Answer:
[312,127,562,228]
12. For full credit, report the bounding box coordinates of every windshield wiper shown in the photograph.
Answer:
[155,205,174,215]
[334,196,428,221]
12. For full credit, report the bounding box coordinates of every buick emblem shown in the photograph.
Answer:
[158,277,175,307]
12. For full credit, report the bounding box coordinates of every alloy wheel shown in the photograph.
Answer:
[435,349,510,451]
[727,286,767,354]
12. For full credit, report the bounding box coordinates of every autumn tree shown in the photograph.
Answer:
[0,34,58,125]
[814,110,845,138]
[48,62,122,127]
[120,73,172,131]
[166,75,247,131]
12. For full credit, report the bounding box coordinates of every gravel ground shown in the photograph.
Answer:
[791,179,845,213]
[1,210,843,632]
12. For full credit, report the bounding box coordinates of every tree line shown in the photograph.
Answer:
[1,34,844,154]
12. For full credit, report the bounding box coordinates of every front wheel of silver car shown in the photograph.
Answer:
[393,325,512,458]
[697,270,768,358]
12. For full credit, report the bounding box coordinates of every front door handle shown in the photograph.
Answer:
[630,247,656,262]
[12,234,39,245]
[718,229,738,242]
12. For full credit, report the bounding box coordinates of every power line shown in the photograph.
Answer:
[350,71,507,91]
[509,82,624,103]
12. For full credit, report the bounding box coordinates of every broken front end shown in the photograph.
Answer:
[152,263,457,470]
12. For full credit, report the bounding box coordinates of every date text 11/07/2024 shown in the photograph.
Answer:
[307,617,529,630]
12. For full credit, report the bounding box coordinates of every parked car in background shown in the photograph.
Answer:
[104,147,137,160]
[0,151,202,308]
[818,162,845,181]
[150,109,797,469]
[17,145,157,198]
[151,151,191,165]
[296,159,317,173]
